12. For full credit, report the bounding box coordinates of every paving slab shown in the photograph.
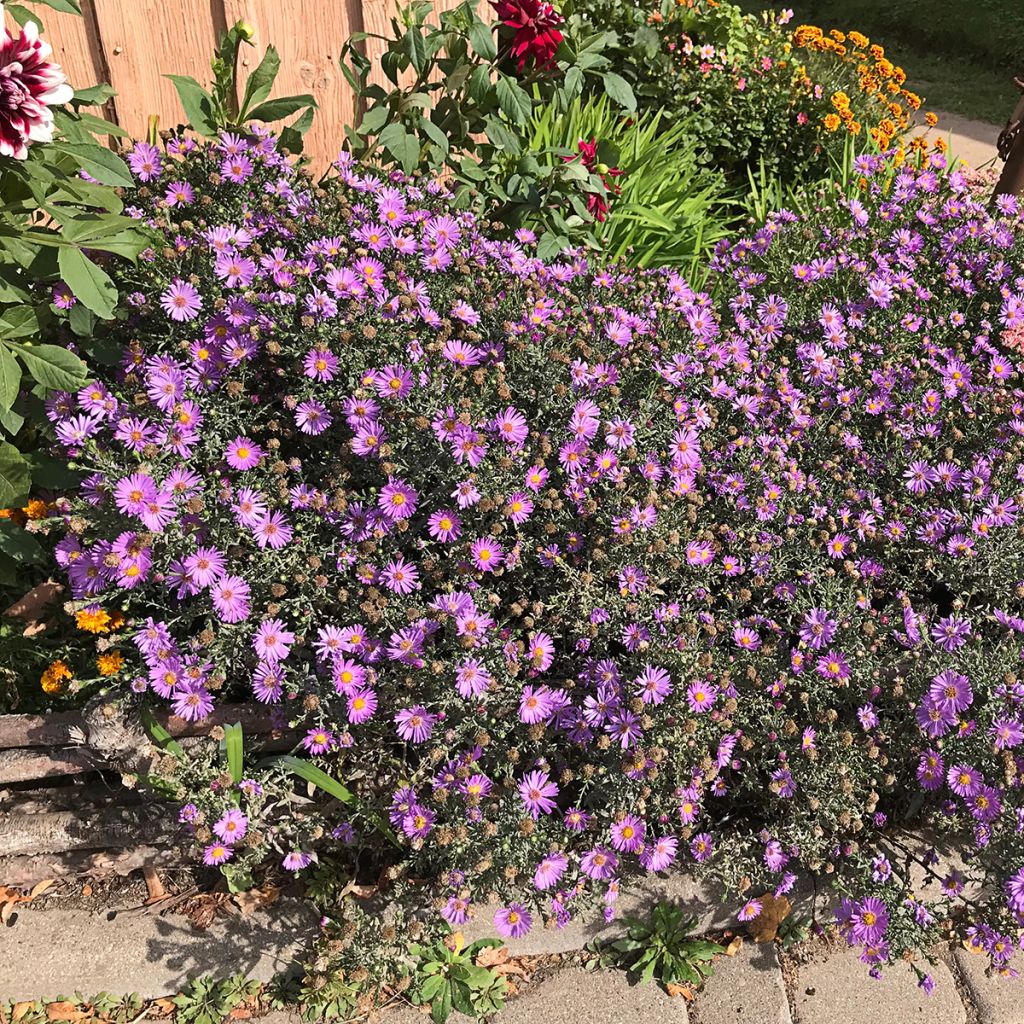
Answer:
[953,949,1024,1024]
[792,946,965,1024]
[0,899,318,1001]
[691,940,791,1024]
[496,967,687,1024]
[460,872,822,956]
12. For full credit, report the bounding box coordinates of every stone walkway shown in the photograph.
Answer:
[2,900,1022,1023]
[924,109,1000,170]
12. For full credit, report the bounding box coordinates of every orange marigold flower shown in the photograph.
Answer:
[869,44,885,59]
[848,30,869,48]
[823,113,841,132]
[97,651,124,676]
[904,91,921,110]
[934,137,948,152]
[829,29,846,42]
[23,499,49,520]
[0,507,27,526]
[831,91,851,110]
[41,659,72,694]
[848,120,861,135]
[925,111,938,127]
[76,608,113,633]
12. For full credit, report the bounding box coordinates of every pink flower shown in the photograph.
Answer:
[0,19,72,159]
[253,618,295,664]
[493,902,533,938]
[471,536,503,572]
[225,436,264,471]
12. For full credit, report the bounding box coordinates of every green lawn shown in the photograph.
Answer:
[739,0,1020,125]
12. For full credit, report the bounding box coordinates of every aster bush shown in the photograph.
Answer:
[27,124,1024,995]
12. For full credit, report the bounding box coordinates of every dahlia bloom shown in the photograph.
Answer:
[491,0,564,72]
[0,19,72,159]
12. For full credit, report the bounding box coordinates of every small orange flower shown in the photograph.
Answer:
[97,651,124,676]
[925,112,938,127]
[41,659,72,694]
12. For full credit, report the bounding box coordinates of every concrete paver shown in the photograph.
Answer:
[953,949,1024,1024]
[495,967,687,1024]
[0,899,318,1001]
[793,946,965,1024]
[691,941,791,1024]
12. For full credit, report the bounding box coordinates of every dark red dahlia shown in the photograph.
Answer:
[490,0,565,73]
[0,19,72,160]
[568,138,622,222]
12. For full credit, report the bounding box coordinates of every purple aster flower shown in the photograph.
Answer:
[519,769,559,819]
[160,279,201,321]
[395,705,436,743]
[494,903,532,938]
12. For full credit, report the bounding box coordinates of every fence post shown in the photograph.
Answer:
[993,77,1024,199]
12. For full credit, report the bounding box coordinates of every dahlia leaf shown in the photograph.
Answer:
[50,143,133,189]
[29,0,81,12]
[165,74,216,136]
[57,246,117,319]
[245,94,317,125]
[602,71,636,112]
[0,442,29,508]
[240,45,281,117]
[467,20,496,61]
[0,346,20,412]
[496,75,532,126]
[14,342,87,392]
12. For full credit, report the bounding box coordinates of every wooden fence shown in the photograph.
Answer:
[13,0,476,169]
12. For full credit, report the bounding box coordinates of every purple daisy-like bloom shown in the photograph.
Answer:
[347,687,378,724]
[212,575,251,623]
[471,535,503,572]
[213,808,248,843]
[850,897,889,945]
[225,436,264,471]
[253,618,295,664]
[203,842,233,866]
[518,769,559,819]
[442,896,471,925]
[610,814,645,852]
[160,279,201,321]
[534,852,568,890]
[690,832,714,862]
[580,846,619,880]
[639,835,678,872]
[378,478,418,520]
[171,680,214,721]
[494,902,532,938]
[282,850,313,872]
[928,670,973,713]
[395,705,436,743]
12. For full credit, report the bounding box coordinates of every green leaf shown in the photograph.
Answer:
[0,442,30,509]
[358,105,390,135]
[140,706,187,759]
[240,44,280,117]
[495,75,532,126]
[0,518,44,564]
[165,74,217,135]
[51,143,134,188]
[73,83,117,106]
[23,452,83,490]
[57,247,117,319]
[223,721,244,783]
[29,0,81,12]
[278,106,315,155]
[0,305,48,340]
[378,122,420,174]
[467,20,496,60]
[4,4,36,28]
[14,343,88,391]
[431,983,453,1024]
[602,71,636,112]
[0,346,20,412]
[418,974,444,1001]
[0,406,25,436]
[245,94,317,124]
[271,755,355,803]
[71,110,131,139]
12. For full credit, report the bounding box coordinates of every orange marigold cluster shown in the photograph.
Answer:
[792,24,929,152]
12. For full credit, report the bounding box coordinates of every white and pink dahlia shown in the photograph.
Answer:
[0,19,73,159]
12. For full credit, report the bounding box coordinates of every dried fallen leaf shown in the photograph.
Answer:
[748,894,792,943]
[143,865,167,904]
[3,580,63,626]
[226,1009,252,1020]
[150,999,176,1016]
[11,1002,36,1022]
[665,983,694,1000]
[45,1001,85,1022]
[474,945,510,968]
[29,879,55,901]
[81,884,93,898]
[723,935,744,957]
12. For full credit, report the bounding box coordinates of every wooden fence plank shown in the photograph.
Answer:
[222,0,364,170]
[90,0,221,141]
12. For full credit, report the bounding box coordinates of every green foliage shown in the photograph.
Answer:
[409,931,508,1023]
[172,973,262,1024]
[0,3,152,594]
[341,0,631,209]
[523,95,735,270]
[166,21,316,150]
[595,903,723,989]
